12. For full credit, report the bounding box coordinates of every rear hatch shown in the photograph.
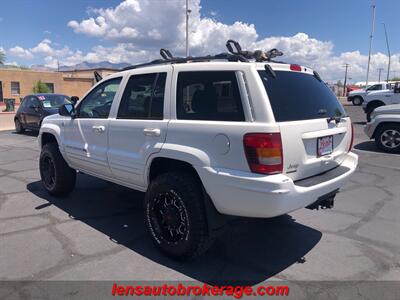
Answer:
[258,65,352,181]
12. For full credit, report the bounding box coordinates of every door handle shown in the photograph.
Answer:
[143,128,161,137]
[92,125,105,133]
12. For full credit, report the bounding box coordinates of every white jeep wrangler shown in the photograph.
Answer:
[38,41,358,259]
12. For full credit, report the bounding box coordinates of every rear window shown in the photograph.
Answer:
[258,70,346,122]
[39,95,71,108]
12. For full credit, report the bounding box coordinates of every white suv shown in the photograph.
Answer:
[38,43,358,259]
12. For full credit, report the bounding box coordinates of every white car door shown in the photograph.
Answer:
[107,68,170,188]
[391,90,400,104]
[64,77,123,177]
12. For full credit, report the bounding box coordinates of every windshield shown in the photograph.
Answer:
[258,70,347,122]
[38,95,71,108]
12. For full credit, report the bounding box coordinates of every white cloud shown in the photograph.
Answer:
[43,30,51,35]
[5,0,396,81]
[67,0,395,82]
[9,46,34,59]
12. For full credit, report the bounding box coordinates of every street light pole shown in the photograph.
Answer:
[382,22,391,82]
[343,63,349,97]
[366,4,376,86]
[185,0,191,57]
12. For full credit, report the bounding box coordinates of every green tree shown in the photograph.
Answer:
[390,77,400,81]
[33,80,50,93]
[0,50,5,65]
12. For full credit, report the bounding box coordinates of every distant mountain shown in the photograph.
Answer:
[31,61,131,71]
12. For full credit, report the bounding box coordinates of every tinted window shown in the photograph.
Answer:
[38,95,70,108]
[117,73,166,120]
[177,71,245,121]
[258,70,346,122]
[30,97,40,108]
[78,77,121,118]
[367,84,381,91]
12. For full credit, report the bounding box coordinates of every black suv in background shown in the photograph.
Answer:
[15,94,71,133]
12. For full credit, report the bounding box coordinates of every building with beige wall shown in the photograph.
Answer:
[0,68,118,104]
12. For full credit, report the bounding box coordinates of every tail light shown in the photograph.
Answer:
[348,123,355,152]
[290,64,302,71]
[243,133,283,175]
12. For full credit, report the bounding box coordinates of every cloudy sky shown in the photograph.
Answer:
[0,0,399,82]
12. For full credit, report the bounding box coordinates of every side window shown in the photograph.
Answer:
[22,97,31,109]
[117,72,166,120]
[77,77,122,118]
[30,97,40,108]
[176,71,245,121]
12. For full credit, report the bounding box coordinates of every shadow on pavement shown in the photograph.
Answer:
[354,141,385,154]
[27,175,321,285]
[11,130,39,137]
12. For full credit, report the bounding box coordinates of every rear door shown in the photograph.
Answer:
[25,96,41,128]
[258,68,352,181]
[107,69,170,188]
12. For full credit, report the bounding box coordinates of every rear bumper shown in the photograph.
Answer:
[197,152,358,218]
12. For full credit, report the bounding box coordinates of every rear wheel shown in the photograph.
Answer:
[15,118,25,133]
[39,143,76,196]
[352,96,363,106]
[375,124,400,153]
[144,172,213,260]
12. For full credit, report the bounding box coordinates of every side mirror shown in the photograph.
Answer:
[70,96,79,104]
[59,103,76,117]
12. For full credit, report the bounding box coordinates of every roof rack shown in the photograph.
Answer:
[122,40,285,71]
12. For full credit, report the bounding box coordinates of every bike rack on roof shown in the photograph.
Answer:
[122,40,285,71]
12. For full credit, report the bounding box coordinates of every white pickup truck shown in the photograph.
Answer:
[348,83,392,106]
[38,43,358,259]
[363,83,400,121]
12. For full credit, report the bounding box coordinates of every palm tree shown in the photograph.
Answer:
[0,50,5,65]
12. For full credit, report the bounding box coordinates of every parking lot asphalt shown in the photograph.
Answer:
[0,105,399,287]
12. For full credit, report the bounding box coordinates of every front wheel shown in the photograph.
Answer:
[375,124,400,153]
[352,96,363,106]
[39,143,76,196]
[144,172,213,260]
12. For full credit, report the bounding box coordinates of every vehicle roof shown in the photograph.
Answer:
[105,61,315,78]
[26,93,69,98]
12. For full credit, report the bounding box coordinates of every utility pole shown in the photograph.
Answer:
[382,22,391,82]
[343,63,349,97]
[366,4,376,85]
[185,0,191,57]
[378,68,384,82]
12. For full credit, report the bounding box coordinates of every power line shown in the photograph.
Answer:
[382,22,391,82]
[378,67,384,82]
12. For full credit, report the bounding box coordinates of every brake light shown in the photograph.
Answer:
[348,123,355,152]
[243,133,283,175]
[290,64,302,71]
